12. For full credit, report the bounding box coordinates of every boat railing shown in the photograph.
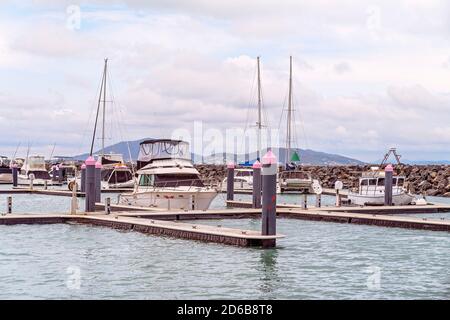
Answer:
[136,178,220,192]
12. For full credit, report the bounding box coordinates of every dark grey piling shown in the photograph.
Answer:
[80,164,86,192]
[384,164,393,206]
[226,163,235,201]
[84,157,96,212]
[252,161,262,209]
[58,166,63,184]
[105,197,111,215]
[261,151,277,242]
[12,165,18,187]
[95,161,102,203]
[52,166,57,182]
[7,196,12,214]
[315,194,322,208]
[302,193,307,209]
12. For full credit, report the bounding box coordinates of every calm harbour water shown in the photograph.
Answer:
[0,187,449,299]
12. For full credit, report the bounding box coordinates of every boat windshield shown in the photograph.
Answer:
[139,174,204,187]
[106,170,133,184]
[280,171,310,179]
[28,170,51,180]
[236,171,252,177]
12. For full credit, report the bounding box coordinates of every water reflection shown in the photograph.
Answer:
[257,248,280,297]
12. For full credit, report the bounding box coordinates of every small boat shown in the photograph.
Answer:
[278,170,314,193]
[221,168,254,191]
[0,156,12,183]
[119,139,218,210]
[98,153,134,189]
[348,167,414,206]
[18,155,56,186]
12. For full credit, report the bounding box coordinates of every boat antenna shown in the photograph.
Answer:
[380,148,402,166]
[49,142,56,160]
[285,56,293,165]
[89,58,108,156]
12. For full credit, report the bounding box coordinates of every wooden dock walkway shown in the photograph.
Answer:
[0,212,283,247]
[0,188,129,197]
[226,200,450,214]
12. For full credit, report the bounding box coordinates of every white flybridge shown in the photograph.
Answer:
[18,155,54,186]
[119,139,219,210]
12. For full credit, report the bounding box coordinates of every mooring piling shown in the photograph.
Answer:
[51,166,57,182]
[226,162,235,201]
[95,161,102,203]
[105,197,111,215]
[58,165,63,184]
[84,156,96,212]
[261,151,277,246]
[80,164,86,192]
[315,194,322,208]
[302,193,307,209]
[385,164,393,206]
[12,164,18,187]
[7,196,12,214]
[252,160,262,209]
[29,173,34,191]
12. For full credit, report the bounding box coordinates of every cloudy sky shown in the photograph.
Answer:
[0,0,449,162]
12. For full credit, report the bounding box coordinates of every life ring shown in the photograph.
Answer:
[68,180,76,191]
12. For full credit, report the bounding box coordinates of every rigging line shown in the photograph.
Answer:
[293,91,309,150]
[106,64,136,176]
[75,67,105,157]
[240,61,258,156]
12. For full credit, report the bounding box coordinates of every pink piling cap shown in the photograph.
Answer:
[252,160,262,169]
[385,164,394,172]
[11,163,17,168]
[227,162,235,169]
[85,156,96,166]
[81,164,86,169]
[262,150,277,165]
[95,161,102,169]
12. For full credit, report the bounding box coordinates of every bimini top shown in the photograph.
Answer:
[138,139,190,164]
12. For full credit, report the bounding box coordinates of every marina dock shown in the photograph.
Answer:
[0,212,282,247]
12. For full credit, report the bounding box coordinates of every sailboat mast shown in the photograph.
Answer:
[102,58,108,158]
[256,56,262,161]
[285,56,293,164]
[89,59,107,156]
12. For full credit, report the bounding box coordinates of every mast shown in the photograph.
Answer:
[285,56,293,164]
[89,59,107,156]
[102,58,108,158]
[256,56,262,161]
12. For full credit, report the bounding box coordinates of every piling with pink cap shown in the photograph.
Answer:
[261,150,277,245]
[252,160,262,209]
[94,161,102,203]
[80,163,86,193]
[84,156,96,212]
[226,162,235,201]
[384,163,394,206]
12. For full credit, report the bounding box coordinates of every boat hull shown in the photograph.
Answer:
[348,192,414,206]
[119,189,218,210]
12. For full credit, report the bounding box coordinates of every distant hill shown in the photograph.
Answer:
[73,139,365,165]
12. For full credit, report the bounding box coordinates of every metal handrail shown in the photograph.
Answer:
[134,178,220,193]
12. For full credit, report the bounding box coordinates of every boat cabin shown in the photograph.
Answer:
[357,176,405,195]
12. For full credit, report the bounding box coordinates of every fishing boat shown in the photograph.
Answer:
[221,168,254,191]
[18,155,55,186]
[347,167,414,206]
[119,139,218,210]
[348,149,414,206]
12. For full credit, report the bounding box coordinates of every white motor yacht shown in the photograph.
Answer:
[119,139,218,210]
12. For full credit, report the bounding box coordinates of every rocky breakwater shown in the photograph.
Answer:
[195,164,450,197]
